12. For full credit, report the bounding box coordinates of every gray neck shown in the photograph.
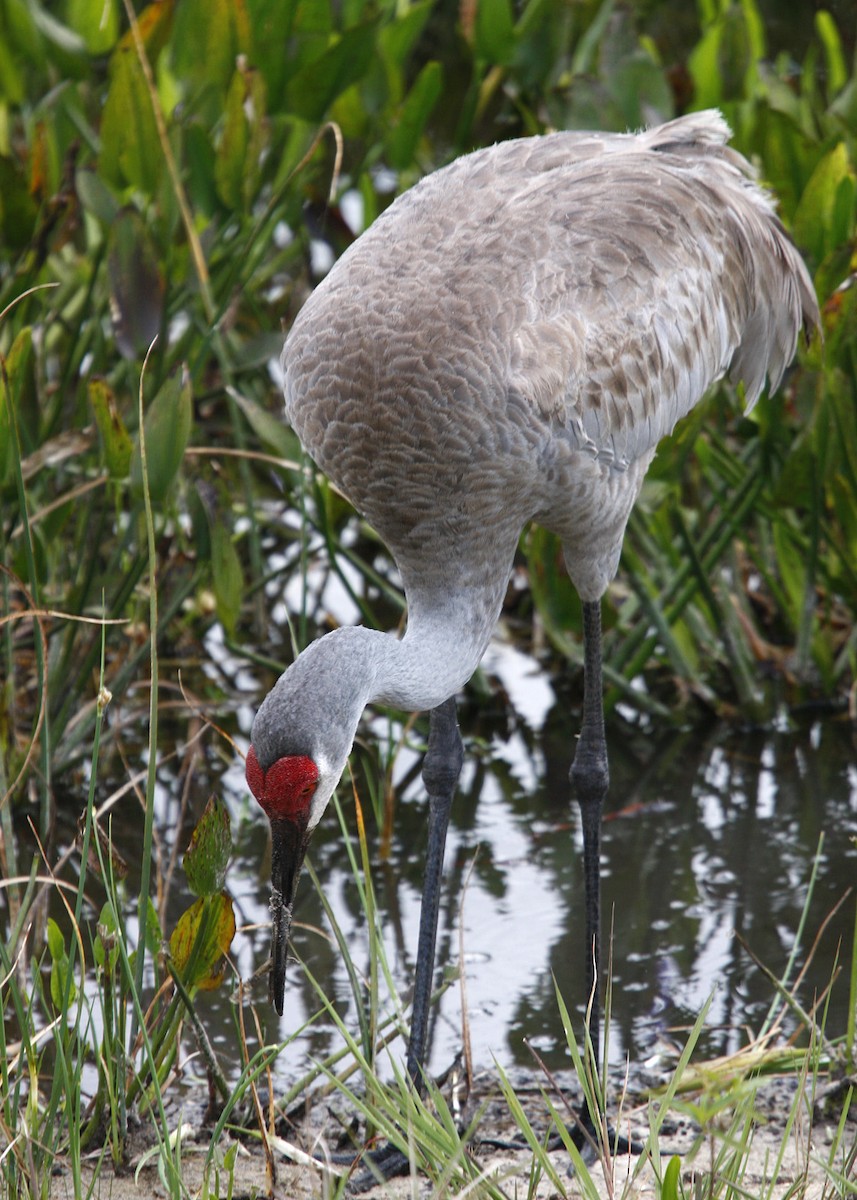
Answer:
[251,581,505,782]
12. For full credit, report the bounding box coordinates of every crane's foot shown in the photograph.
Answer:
[317,1141,412,1194]
[477,1102,644,1163]
[549,1102,646,1161]
[346,1142,413,1193]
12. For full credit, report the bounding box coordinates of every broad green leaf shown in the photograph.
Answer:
[215,63,267,211]
[475,0,515,65]
[89,379,132,480]
[107,207,165,360]
[170,893,236,989]
[662,1155,681,1200]
[48,918,76,1009]
[815,10,847,98]
[68,0,119,54]
[215,69,250,211]
[131,368,193,505]
[100,46,162,195]
[171,0,250,96]
[688,22,723,107]
[386,61,443,170]
[793,143,855,263]
[47,917,64,959]
[184,795,232,896]
[232,388,298,457]
[211,524,243,638]
[115,0,175,60]
[291,0,331,38]
[379,1,434,71]
[285,19,380,121]
[243,0,299,102]
[0,30,25,105]
[738,0,765,61]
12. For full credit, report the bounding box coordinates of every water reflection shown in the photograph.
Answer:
[25,647,853,1097]
[216,666,856,1088]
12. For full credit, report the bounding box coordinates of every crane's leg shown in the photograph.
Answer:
[570,599,609,1068]
[349,697,463,1192]
[408,696,464,1087]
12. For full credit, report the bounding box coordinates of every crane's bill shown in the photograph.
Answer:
[269,887,291,1014]
[267,815,311,1014]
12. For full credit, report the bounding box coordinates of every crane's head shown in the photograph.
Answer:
[246,629,377,1013]
[245,746,323,1014]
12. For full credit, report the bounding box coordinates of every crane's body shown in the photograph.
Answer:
[283,113,813,605]
[247,110,818,1160]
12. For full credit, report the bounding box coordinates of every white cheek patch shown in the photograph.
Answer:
[308,767,342,831]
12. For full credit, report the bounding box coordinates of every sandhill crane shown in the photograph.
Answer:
[246,109,819,1143]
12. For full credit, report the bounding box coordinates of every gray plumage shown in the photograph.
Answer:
[253,109,819,821]
[249,110,819,1115]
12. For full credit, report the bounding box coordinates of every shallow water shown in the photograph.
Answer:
[198,640,856,1090]
[18,625,854,1102]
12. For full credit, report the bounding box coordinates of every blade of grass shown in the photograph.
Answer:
[130,339,161,1048]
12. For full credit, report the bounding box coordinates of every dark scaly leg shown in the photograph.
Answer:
[570,599,609,1066]
[565,600,644,1162]
[407,696,464,1087]
[349,697,463,1192]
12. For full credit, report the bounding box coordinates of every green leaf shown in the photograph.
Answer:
[131,368,193,505]
[688,22,723,107]
[815,10,847,98]
[233,388,298,458]
[47,918,76,1009]
[171,0,250,96]
[285,19,380,121]
[47,917,64,959]
[183,795,233,897]
[67,0,119,54]
[379,1,434,72]
[386,61,443,170]
[211,523,243,637]
[170,893,236,989]
[0,326,35,483]
[100,44,162,194]
[662,1155,681,1200]
[475,0,515,65]
[215,63,268,211]
[215,69,250,210]
[793,142,856,263]
[89,378,132,480]
[144,897,162,953]
[773,520,805,628]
